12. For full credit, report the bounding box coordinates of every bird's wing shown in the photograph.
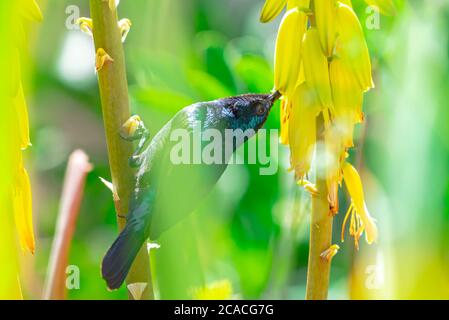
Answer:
[145,103,229,239]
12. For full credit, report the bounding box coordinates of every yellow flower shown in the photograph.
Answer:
[364,0,396,16]
[1,0,40,299]
[288,83,320,180]
[314,0,337,57]
[324,129,345,215]
[335,2,374,92]
[302,28,334,114]
[341,162,378,248]
[274,8,307,96]
[9,95,35,255]
[192,280,233,300]
[329,57,364,148]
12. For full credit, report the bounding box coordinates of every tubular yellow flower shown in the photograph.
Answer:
[335,3,374,92]
[314,0,337,57]
[260,0,288,23]
[274,8,307,96]
[341,162,378,247]
[302,28,334,113]
[324,129,345,215]
[10,0,40,256]
[1,0,40,300]
[329,57,364,147]
[288,83,320,180]
[364,0,396,16]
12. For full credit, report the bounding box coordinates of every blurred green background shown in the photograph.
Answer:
[20,0,449,299]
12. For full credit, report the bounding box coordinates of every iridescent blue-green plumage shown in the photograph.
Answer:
[102,93,280,290]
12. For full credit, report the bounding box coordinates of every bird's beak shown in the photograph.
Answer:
[267,91,282,107]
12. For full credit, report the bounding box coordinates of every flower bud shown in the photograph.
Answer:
[260,0,288,23]
[274,8,308,96]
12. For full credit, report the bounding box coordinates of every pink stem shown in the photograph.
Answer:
[43,150,92,300]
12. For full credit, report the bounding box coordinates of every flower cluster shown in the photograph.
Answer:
[260,0,392,248]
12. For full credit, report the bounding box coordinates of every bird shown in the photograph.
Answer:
[101,91,281,290]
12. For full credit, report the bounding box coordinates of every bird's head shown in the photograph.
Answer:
[221,91,281,131]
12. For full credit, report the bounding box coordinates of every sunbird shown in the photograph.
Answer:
[102,92,281,290]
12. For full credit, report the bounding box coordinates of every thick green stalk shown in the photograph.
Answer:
[304,0,333,300]
[89,0,153,299]
[305,116,333,300]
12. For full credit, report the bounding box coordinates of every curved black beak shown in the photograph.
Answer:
[267,91,282,107]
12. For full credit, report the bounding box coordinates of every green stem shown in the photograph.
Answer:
[305,116,333,300]
[89,0,153,300]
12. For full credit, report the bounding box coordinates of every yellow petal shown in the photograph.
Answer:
[342,162,377,244]
[274,8,308,96]
[19,0,43,22]
[314,0,337,57]
[260,0,287,23]
[289,83,320,180]
[302,28,334,112]
[14,83,31,150]
[335,3,374,92]
[330,58,363,119]
[13,167,35,254]
[364,0,396,16]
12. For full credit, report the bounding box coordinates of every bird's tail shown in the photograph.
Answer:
[101,221,145,290]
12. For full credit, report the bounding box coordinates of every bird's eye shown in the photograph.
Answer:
[255,104,266,116]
